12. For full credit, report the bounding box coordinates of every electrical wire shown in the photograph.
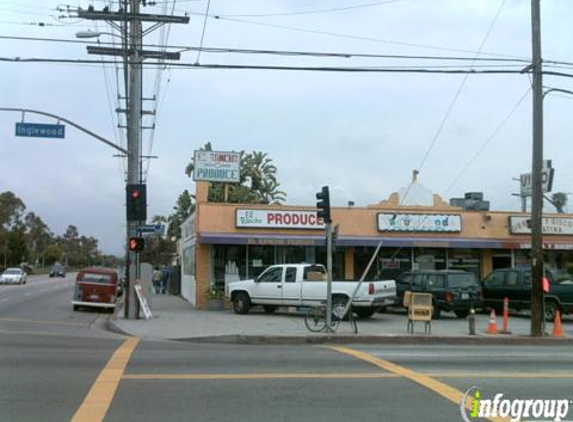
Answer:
[414,0,509,177]
[4,57,573,78]
[209,15,530,61]
[444,87,531,195]
[195,0,211,64]
[3,35,561,66]
[218,0,418,18]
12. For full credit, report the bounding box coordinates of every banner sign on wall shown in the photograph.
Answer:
[510,216,573,235]
[236,209,325,229]
[193,150,241,183]
[377,213,462,232]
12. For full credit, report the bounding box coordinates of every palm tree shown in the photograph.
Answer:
[184,144,286,205]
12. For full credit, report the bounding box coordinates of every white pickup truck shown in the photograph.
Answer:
[227,263,397,319]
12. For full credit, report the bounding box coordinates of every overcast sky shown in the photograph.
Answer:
[2,0,573,255]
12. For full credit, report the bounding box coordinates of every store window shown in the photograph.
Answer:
[448,249,480,277]
[378,248,412,280]
[213,245,247,291]
[183,244,195,276]
[316,247,345,280]
[493,250,513,269]
[414,248,446,271]
[248,245,275,278]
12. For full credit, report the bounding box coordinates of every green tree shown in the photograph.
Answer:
[43,244,63,266]
[184,143,286,205]
[167,191,195,240]
[24,212,53,266]
[0,191,26,267]
[551,192,568,213]
[7,224,28,266]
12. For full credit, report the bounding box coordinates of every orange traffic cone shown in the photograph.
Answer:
[553,310,564,338]
[486,309,498,335]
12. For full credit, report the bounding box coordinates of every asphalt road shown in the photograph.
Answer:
[2,276,572,422]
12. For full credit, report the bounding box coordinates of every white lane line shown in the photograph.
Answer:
[0,297,10,302]
[24,292,35,296]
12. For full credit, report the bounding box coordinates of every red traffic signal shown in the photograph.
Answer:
[128,237,145,252]
[126,184,147,221]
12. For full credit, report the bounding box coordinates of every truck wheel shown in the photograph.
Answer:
[454,310,469,318]
[545,300,559,322]
[263,306,277,314]
[73,305,79,311]
[354,308,375,319]
[233,292,251,315]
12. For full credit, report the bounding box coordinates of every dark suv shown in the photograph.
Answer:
[396,270,482,318]
[481,267,573,321]
[49,264,66,278]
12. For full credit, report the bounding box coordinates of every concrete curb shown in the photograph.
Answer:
[171,334,573,345]
[106,299,134,337]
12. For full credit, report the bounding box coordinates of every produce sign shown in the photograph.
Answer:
[236,210,325,229]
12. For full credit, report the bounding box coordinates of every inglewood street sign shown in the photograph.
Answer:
[15,122,65,138]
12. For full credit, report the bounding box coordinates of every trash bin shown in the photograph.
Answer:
[168,265,181,295]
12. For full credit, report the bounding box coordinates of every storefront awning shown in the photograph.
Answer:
[197,232,552,249]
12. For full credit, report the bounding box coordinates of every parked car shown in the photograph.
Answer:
[481,267,573,321]
[227,263,397,318]
[0,268,27,285]
[395,270,482,318]
[49,264,66,278]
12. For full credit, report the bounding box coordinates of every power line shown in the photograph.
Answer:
[444,87,531,195]
[1,35,554,65]
[415,0,509,176]
[195,0,211,63]
[3,56,573,76]
[209,14,531,61]
[218,0,418,18]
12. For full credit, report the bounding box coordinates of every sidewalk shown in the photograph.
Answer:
[109,293,573,344]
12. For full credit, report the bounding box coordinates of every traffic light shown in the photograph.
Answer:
[128,237,145,252]
[126,184,147,221]
[316,186,331,224]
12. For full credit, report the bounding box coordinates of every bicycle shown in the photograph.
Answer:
[304,300,357,334]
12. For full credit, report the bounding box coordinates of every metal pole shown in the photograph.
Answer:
[125,0,142,320]
[325,222,333,331]
[530,0,544,337]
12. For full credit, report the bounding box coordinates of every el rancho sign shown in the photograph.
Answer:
[236,210,325,229]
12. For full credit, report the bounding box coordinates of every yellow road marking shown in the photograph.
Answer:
[70,337,140,422]
[123,372,398,380]
[0,317,86,326]
[327,345,510,422]
[121,371,573,380]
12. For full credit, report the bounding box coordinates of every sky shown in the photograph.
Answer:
[2,0,573,255]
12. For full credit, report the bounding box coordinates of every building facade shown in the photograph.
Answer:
[181,181,573,309]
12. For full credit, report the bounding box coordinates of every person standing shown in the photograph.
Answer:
[152,266,162,294]
[160,265,170,294]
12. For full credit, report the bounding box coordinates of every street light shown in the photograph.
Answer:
[75,30,117,39]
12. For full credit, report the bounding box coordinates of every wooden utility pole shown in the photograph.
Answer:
[530,0,544,337]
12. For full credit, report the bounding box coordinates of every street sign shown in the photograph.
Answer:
[15,122,65,138]
[520,160,554,197]
[193,150,241,183]
[137,224,165,236]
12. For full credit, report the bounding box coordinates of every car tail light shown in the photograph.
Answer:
[445,292,454,303]
[368,283,375,295]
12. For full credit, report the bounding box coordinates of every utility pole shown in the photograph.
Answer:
[76,2,188,319]
[126,0,142,319]
[530,0,544,337]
